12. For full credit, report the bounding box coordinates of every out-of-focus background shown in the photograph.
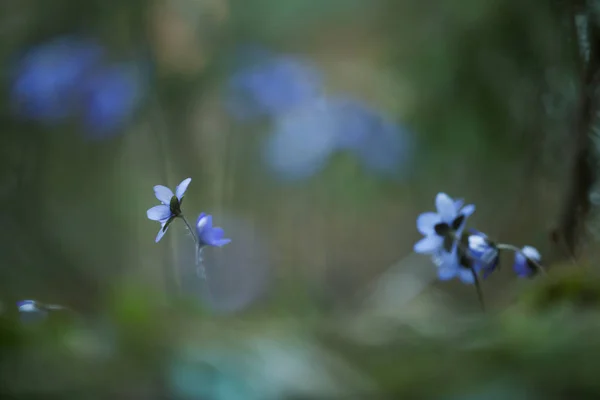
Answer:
[2,0,600,398]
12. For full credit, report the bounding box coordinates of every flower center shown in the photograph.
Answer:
[169,196,181,216]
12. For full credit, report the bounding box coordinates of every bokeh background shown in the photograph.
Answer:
[1,0,600,398]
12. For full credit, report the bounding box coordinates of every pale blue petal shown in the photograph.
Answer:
[175,178,192,200]
[435,192,457,222]
[147,205,171,221]
[438,266,457,280]
[414,235,443,254]
[211,227,225,240]
[212,238,232,247]
[454,199,464,210]
[459,269,476,284]
[522,246,541,261]
[156,224,169,242]
[154,185,174,204]
[416,212,441,235]
[460,204,476,218]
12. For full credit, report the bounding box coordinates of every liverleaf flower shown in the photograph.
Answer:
[414,193,475,254]
[147,178,192,242]
[513,246,542,278]
[196,213,232,248]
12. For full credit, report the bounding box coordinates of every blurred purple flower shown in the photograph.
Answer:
[225,54,322,120]
[263,99,339,181]
[10,35,148,138]
[11,36,103,122]
[330,98,414,177]
[79,64,147,139]
[513,246,541,278]
[147,178,192,243]
[196,213,231,248]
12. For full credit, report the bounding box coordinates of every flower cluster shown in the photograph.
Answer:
[225,48,413,181]
[10,35,147,139]
[414,193,544,286]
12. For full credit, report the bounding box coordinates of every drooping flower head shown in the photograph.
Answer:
[414,193,475,254]
[513,246,541,278]
[147,178,192,242]
[196,213,231,248]
[467,230,499,278]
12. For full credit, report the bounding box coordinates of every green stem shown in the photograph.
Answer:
[470,266,485,312]
[180,215,198,245]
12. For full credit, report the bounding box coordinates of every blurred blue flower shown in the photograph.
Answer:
[196,213,232,248]
[467,230,499,278]
[225,54,322,120]
[513,246,541,278]
[11,36,103,122]
[17,300,40,313]
[17,300,69,323]
[432,245,477,284]
[263,99,339,181]
[414,193,475,254]
[331,98,413,176]
[79,63,147,139]
[10,35,148,138]
[147,178,192,243]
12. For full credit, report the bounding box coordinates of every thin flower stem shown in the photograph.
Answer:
[470,266,485,312]
[180,215,198,245]
[496,243,547,276]
[182,215,213,302]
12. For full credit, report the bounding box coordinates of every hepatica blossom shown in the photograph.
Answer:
[10,35,148,139]
[196,213,231,248]
[147,177,192,242]
[413,192,547,309]
[263,99,340,181]
[414,193,475,254]
[332,98,414,177]
[263,96,414,181]
[225,53,322,121]
[146,177,231,286]
[513,246,541,278]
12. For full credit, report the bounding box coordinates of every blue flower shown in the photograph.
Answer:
[196,213,231,248]
[17,300,39,313]
[147,178,192,243]
[467,230,499,278]
[263,99,340,181]
[332,98,413,177]
[17,300,48,323]
[432,245,477,284]
[11,36,103,122]
[414,193,475,254]
[513,246,541,278]
[79,63,147,139]
[225,54,322,120]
